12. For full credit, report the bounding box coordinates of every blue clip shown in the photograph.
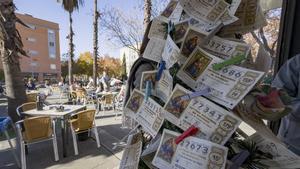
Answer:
[229,150,250,169]
[179,88,211,101]
[145,81,152,101]
[155,60,166,81]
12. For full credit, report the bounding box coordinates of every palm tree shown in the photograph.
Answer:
[93,0,100,86]
[0,0,27,122]
[58,0,83,85]
[144,0,152,30]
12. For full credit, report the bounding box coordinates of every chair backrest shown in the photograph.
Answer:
[16,102,36,117]
[104,94,114,104]
[22,116,52,142]
[76,90,86,99]
[26,93,37,102]
[71,110,96,132]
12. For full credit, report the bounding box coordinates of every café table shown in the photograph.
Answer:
[22,104,86,157]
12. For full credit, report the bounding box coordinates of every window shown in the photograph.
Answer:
[48,29,55,34]
[50,64,56,70]
[49,42,55,47]
[30,62,38,67]
[27,37,36,42]
[49,53,56,59]
[28,50,38,56]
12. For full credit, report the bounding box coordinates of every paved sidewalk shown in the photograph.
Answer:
[0,94,130,169]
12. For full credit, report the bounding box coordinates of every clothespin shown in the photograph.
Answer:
[212,54,246,71]
[145,80,152,101]
[179,88,211,101]
[229,150,250,169]
[155,60,166,81]
[175,125,199,144]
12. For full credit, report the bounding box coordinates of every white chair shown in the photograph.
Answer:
[16,116,59,169]
[69,109,100,155]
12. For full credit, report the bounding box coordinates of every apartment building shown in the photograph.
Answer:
[0,13,61,82]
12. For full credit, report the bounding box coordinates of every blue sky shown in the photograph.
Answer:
[14,0,143,59]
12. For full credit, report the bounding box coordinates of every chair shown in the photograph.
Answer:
[16,102,37,118]
[26,93,37,102]
[0,117,20,168]
[16,116,59,169]
[69,110,100,155]
[75,90,87,105]
[97,93,115,114]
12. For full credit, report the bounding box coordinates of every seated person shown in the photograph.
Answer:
[272,54,300,155]
[26,79,36,90]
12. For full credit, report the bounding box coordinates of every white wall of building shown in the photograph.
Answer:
[120,47,139,76]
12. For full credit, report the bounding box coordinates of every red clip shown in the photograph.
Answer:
[175,125,199,144]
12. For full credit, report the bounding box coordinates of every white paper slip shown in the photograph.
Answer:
[135,97,165,138]
[140,70,173,103]
[177,47,264,109]
[158,0,183,23]
[249,133,300,169]
[119,133,143,169]
[162,35,183,69]
[124,89,145,118]
[143,38,165,63]
[179,0,230,23]
[152,129,228,169]
[148,19,168,40]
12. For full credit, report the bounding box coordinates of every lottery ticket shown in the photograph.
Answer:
[249,133,300,169]
[135,97,165,138]
[219,0,267,35]
[143,37,165,63]
[119,133,143,169]
[203,36,251,60]
[179,97,242,145]
[163,84,241,145]
[162,35,183,68]
[124,89,145,118]
[177,47,264,109]
[180,28,208,58]
[140,70,173,103]
[152,129,228,169]
[158,0,183,23]
[148,18,168,40]
[179,0,230,23]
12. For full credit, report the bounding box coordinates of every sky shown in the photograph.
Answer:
[14,0,144,59]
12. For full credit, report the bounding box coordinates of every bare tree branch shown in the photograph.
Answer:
[101,7,143,55]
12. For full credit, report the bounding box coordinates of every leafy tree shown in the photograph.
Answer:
[76,52,93,76]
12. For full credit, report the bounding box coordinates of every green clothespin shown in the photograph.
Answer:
[212,54,246,71]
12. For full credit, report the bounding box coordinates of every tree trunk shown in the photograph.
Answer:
[0,0,27,122]
[144,0,152,31]
[68,11,74,85]
[93,0,99,86]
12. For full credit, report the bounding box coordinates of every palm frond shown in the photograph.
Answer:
[57,0,84,13]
